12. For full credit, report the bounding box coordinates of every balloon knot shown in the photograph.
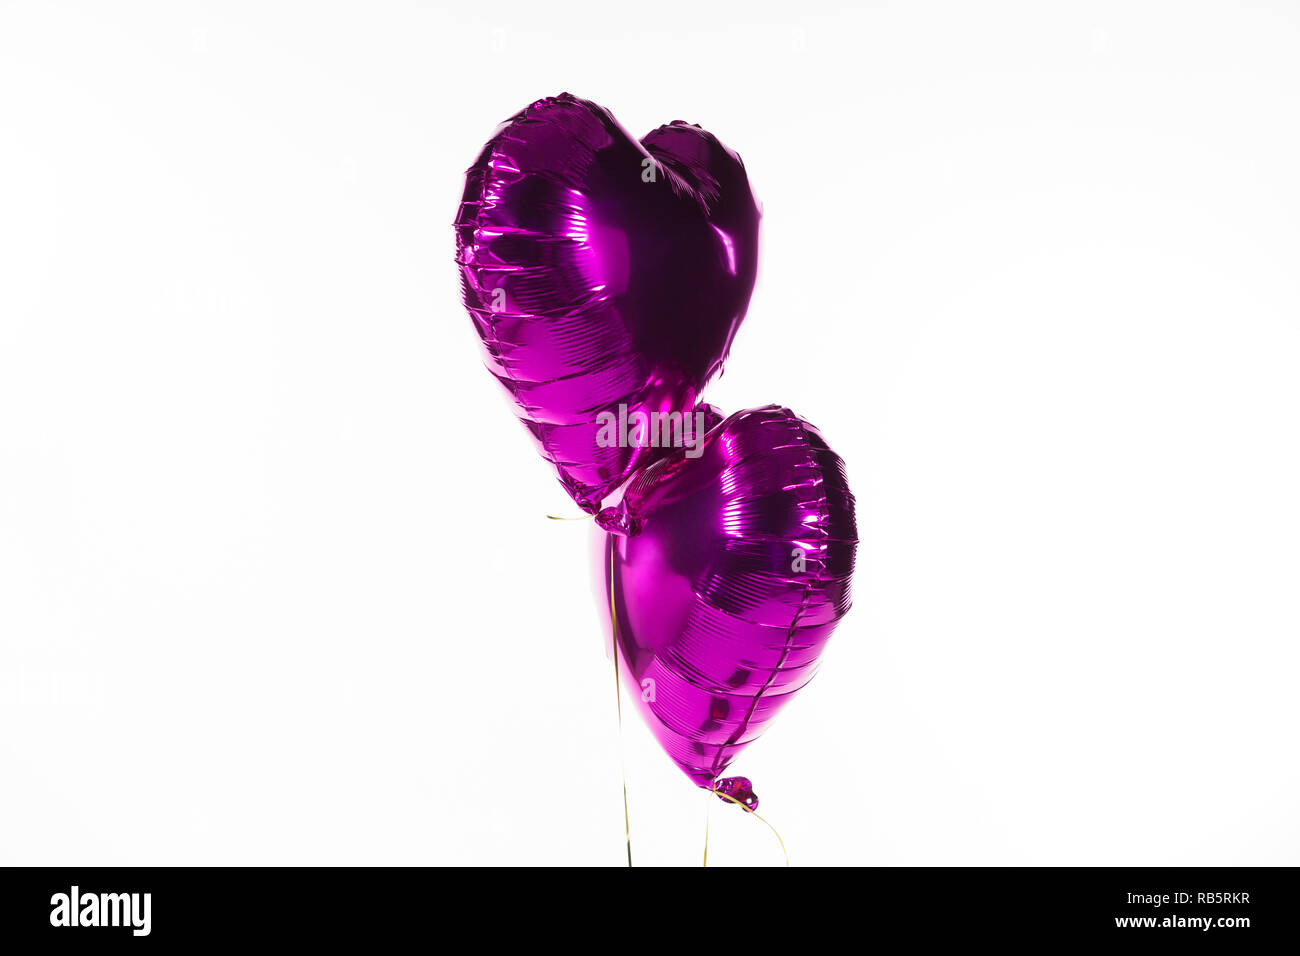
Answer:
[713,776,758,811]
[596,506,640,537]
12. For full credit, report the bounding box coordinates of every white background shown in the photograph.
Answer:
[2,0,1297,866]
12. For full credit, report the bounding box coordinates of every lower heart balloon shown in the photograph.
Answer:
[596,406,858,806]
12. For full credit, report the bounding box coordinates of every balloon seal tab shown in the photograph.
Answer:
[712,776,758,812]
[596,505,640,537]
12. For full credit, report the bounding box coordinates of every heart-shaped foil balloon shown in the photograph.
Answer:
[596,406,858,807]
[455,93,761,512]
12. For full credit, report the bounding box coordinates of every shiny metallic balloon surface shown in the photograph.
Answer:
[455,93,761,512]
[597,406,858,794]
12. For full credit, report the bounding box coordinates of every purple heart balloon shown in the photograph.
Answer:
[455,93,761,512]
[596,406,858,807]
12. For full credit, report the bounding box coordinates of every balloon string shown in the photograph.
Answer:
[551,510,626,861]
[703,797,711,867]
[703,788,790,867]
[608,537,633,866]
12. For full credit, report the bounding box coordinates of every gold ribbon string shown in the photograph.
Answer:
[608,537,633,866]
[550,510,627,863]
[704,788,790,867]
[703,797,711,867]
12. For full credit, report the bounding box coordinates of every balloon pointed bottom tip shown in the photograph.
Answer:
[711,776,758,812]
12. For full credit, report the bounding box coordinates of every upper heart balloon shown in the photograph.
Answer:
[454,93,761,512]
